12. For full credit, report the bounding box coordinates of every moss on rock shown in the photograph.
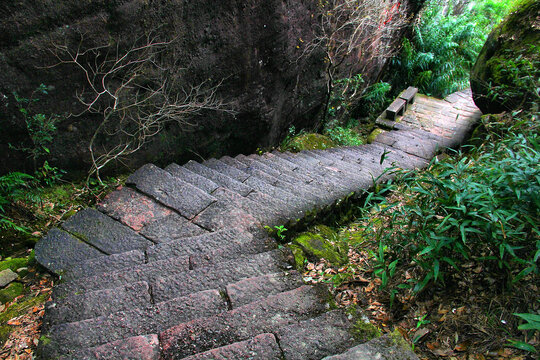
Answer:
[367,128,385,144]
[470,0,540,113]
[346,306,382,342]
[0,282,25,304]
[282,133,336,152]
[288,244,307,271]
[292,232,348,266]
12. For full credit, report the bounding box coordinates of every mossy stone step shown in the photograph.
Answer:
[165,163,220,194]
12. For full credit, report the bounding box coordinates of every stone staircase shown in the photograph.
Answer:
[34,89,482,359]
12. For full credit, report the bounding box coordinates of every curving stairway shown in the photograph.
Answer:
[34,89,482,359]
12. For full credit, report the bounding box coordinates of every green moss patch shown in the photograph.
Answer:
[282,133,336,152]
[367,128,385,144]
[0,282,25,304]
[292,232,348,266]
[346,306,382,341]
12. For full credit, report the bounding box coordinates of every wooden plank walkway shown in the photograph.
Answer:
[34,89,481,359]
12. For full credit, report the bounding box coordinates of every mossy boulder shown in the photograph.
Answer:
[282,133,336,153]
[470,0,540,113]
[292,232,348,266]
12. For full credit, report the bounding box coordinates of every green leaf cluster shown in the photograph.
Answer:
[388,0,519,97]
[361,113,539,294]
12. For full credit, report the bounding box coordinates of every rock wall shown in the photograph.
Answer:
[470,0,540,114]
[0,0,417,176]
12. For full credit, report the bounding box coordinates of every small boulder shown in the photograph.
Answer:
[0,269,18,288]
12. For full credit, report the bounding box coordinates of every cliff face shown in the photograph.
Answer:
[0,0,416,175]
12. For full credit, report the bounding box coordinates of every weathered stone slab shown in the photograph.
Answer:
[127,164,216,219]
[374,130,439,160]
[0,269,18,288]
[192,188,265,231]
[151,248,294,302]
[35,228,104,273]
[322,333,419,360]
[180,333,282,360]
[263,153,346,197]
[273,151,352,195]
[43,281,151,328]
[41,289,226,358]
[243,176,309,217]
[62,249,146,281]
[140,213,208,243]
[146,227,276,268]
[183,160,252,196]
[165,163,220,194]
[203,158,250,182]
[277,310,360,360]
[62,208,153,254]
[304,150,373,189]
[97,187,172,231]
[236,155,330,205]
[77,334,160,360]
[159,285,330,359]
[226,271,303,308]
[53,255,190,299]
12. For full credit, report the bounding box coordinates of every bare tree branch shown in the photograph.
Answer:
[48,31,236,184]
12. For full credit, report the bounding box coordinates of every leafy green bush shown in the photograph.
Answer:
[361,117,539,293]
[388,0,519,97]
[324,124,364,146]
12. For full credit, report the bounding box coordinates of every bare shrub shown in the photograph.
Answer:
[49,31,235,183]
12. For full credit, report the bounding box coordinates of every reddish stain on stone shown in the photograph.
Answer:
[98,187,172,231]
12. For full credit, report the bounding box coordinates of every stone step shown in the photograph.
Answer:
[226,271,303,308]
[179,333,282,360]
[139,212,209,243]
[61,208,154,254]
[159,285,330,359]
[61,334,160,360]
[127,164,216,220]
[97,187,174,232]
[292,152,367,194]
[302,150,372,189]
[145,227,274,265]
[271,151,352,196]
[235,155,333,206]
[151,248,294,302]
[43,281,151,329]
[165,163,220,194]
[183,160,253,196]
[373,130,440,160]
[322,333,419,360]
[62,249,145,281]
[203,158,250,182]
[40,289,227,358]
[35,228,104,274]
[262,152,347,197]
[276,309,368,360]
[53,255,189,299]
[242,175,309,218]
[191,187,282,230]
